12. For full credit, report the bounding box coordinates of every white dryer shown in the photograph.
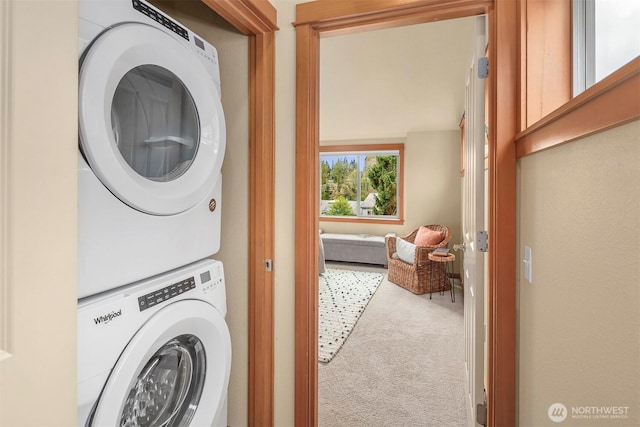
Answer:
[78,0,226,298]
[78,259,232,427]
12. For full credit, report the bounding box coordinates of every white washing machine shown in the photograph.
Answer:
[78,0,226,298]
[78,259,232,427]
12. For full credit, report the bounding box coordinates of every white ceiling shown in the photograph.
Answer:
[319,16,477,141]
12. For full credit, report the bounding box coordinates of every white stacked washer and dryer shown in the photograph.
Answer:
[77,0,231,425]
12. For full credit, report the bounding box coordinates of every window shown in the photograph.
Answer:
[573,0,640,95]
[320,144,403,222]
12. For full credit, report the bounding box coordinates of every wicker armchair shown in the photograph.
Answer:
[386,224,451,295]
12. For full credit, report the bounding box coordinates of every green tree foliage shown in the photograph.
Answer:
[321,157,358,201]
[321,161,330,185]
[321,160,332,199]
[330,158,345,188]
[367,155,397,215]
[326,196,354,216]
[321,184,331,200]
[360,156,377,201]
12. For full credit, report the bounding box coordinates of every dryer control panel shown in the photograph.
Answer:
[130,0,221,93]
[132,0,189,40]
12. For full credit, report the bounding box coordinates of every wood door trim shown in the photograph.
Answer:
[295,0,491,29]
[294,1,517,426]
[203,0,278,34]
[295,22,320,427]
[488,1,517,425]
[248,31,276,425]
[202,1,277,425]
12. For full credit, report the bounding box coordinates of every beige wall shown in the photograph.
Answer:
[319,131,462,270]
[149,2,250,426]
[0,1,78,425]
[318,15,474,141]
[517,119,640,426]
[273,2,297,426]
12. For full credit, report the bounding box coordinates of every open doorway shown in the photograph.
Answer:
[316,18,476,426]
[294,1,518,426]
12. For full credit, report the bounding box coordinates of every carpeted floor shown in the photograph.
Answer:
[319,263,468,427]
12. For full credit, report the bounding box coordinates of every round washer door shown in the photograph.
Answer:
[79,23,225,215]
[90,300,231,426]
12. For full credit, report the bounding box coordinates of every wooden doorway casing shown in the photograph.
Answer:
[200,1,278,425]
[293,1,517,426]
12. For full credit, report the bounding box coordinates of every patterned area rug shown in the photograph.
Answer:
[318,268,384,363]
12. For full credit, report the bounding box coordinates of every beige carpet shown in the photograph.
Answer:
[319,263,468,426]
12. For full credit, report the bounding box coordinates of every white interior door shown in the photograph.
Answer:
[463,15,487,427]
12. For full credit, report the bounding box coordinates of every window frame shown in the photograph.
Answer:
[516,1,640,157]
[572,0,595,96]
[573,0,639,97]
[319,143,404,225]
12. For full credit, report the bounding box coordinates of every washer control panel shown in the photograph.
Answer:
[201,262,224,295]
[137,276,196,312]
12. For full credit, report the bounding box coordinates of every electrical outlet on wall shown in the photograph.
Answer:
[523,246,533,284]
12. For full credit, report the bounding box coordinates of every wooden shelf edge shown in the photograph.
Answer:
[516,58,640,158]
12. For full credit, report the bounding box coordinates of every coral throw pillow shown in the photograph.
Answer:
[414,226,444,246]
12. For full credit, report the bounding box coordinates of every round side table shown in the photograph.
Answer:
[428,252,456,302]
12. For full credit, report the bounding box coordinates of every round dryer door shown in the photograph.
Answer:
[79,23,225,215]
[89,300,231,426]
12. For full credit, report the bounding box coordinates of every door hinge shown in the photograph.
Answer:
[478,56,489,79]
[265,259,273,272]
[476,401,487,426]
[477,230,488,252]
[477,389,488,426]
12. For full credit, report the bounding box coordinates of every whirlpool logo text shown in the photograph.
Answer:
[93,309,122,325]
